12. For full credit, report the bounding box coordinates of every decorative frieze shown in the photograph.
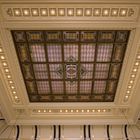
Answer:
[32,108,111,114]
[0,44,21,104]
[6,7,135,17]
[124,47,140,102]
[1,4,138,21]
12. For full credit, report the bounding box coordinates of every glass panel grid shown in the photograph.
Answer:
[33,64,48,79]
[94,80,106,94]
[81,64,93,79]
[81,43,95,62]
[64,44,78,61]
[66,81,78,94]
[30,44,46,62]
[97,43,113,62]
[49,64,63,79]
[47,44,62,62]
[51,81,64,94]
[80,81,92,94]
[12,30,129,102]
[37,81,50,94]
[95,63,109,79]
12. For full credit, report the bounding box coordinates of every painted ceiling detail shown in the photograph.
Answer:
[12,30,130,102]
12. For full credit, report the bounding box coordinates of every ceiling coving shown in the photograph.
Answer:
[12,30,129,102]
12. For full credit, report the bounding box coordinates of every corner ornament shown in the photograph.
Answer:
[128,8,134,16]
[7,8,13,16]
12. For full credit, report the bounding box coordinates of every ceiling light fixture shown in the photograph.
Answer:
[23,10,29,15]
[0,48,3,52]
[77,10,82,15]
[15,96,18,99]
[70,110,73,113]
[41,9,47,15]
[3,62,7,66]
[126,90,130,94]
[33,10,37,15]
[9,80,13,84]
[125,95,129,98]
[137,55,140,59]
[1,55,5,60]
[11,86,15,89]
[133,68,137,72]
[121,10,126,15]
[15,10,20,15]
[104,10,108,15]
[131,74,135,78]
[128,85,132,89]
[59,10,64,15]
[50,9,55,15]
[5,69,9,72]
[7,75,11,79]
[68,10,73,15]
[129,80,133,84]
[113,10,117,14]
[86,10,90,15]
[95,10,99,14]
[12,91,16,94]
[135,62,139,66]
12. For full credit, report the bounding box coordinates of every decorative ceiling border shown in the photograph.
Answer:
[6,7,134,17]
[0,44,21,104]
[14,108,129,119]
[32,108,111,114]
[123,46,140,102]
[1,4,139,21]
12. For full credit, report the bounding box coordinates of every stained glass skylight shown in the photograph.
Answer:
[12,30,129,102]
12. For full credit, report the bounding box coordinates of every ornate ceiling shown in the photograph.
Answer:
[0,0,140,125]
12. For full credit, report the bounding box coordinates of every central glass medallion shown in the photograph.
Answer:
[56,56,87,83]
[66,64,77,79]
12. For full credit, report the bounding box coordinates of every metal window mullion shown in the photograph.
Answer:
[24,31,39,96]
[91,31,98,97]
[77,31,81,98]
[43,31,53,97]
[104,31,117,101]
[61,31,66,98]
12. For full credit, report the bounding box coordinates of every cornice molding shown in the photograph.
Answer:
[1,0,140,4]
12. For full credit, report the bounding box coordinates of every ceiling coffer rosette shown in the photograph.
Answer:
[11,30,129,102]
